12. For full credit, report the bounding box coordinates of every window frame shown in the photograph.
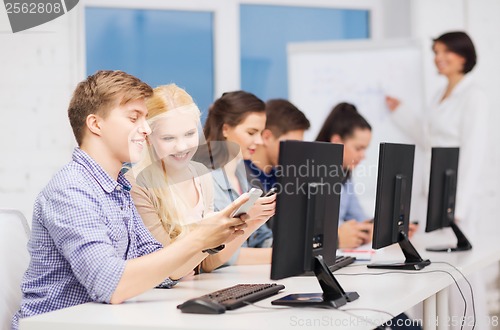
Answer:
[78,0,382,98]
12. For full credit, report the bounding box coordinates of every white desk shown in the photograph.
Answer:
[19,230,500,330]
[370,230,500,330]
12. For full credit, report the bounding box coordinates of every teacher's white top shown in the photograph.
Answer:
[391,74,490,231]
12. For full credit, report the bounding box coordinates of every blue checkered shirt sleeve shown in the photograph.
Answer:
[131,206,163,256]
[40,183,127,303]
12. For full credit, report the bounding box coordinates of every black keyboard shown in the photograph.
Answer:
[330,255,356,272]
[177,283,285,314]
[302,255,355,276]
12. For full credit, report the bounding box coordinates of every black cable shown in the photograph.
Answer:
[242,264,474,329]
[335,269,468,330]
[433,261,476,330]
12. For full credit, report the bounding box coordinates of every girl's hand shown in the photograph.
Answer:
[245,194,276,226]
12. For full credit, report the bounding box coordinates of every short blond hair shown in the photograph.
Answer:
[68,70,153,145]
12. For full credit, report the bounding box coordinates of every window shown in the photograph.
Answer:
[84,2,372,119]
[86,7,214,120]
[240,5,369,101]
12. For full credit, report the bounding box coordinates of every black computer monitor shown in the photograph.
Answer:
[270,140,359,308]
[368,143,431,270]
[425,147,472,252]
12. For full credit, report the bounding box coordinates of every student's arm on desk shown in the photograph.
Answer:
[110,196,249,304]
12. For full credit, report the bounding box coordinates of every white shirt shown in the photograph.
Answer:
[391,74,490,229]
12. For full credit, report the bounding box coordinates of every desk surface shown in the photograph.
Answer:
[19,230,500,330]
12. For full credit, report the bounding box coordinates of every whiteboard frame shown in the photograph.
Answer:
[286,37,426,138]
[288,38,421,54]
[286,38,427,218]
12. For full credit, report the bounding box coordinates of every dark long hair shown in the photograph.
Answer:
[315,102,371,142]
[200,91,265,168]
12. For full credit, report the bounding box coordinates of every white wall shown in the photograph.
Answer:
[381,0,411,39]
[0,8,80,219]
[467,0,500,201]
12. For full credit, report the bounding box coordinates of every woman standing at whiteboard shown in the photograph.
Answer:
[385,31,489,234]
[386,31,492,330]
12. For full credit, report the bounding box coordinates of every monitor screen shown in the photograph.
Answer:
[372,143,415,249]
[270,140,342,280]
[270,140,359,307]
[369,143,430,270]
[426,147,459,232]
[425,147,472,252]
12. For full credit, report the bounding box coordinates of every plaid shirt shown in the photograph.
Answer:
[12,148,175,330]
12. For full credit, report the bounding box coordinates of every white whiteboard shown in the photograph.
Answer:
[288,39,425,218]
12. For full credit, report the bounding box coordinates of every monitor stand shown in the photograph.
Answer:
[368,231,431,270]
[426,221,472,252]
[271,255,359,308]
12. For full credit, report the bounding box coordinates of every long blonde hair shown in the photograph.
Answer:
[133,84,202,241]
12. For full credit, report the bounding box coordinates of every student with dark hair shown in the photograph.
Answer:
[203,91,276,258]
[11,71,249,329]
[316,102,374,248]
[246,99,311,192]
[318,102,421,329]
[244,99,310,230]
[316,102,418,248]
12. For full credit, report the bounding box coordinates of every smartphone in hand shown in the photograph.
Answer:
[231,188,263,217]
[264,187,277,197]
